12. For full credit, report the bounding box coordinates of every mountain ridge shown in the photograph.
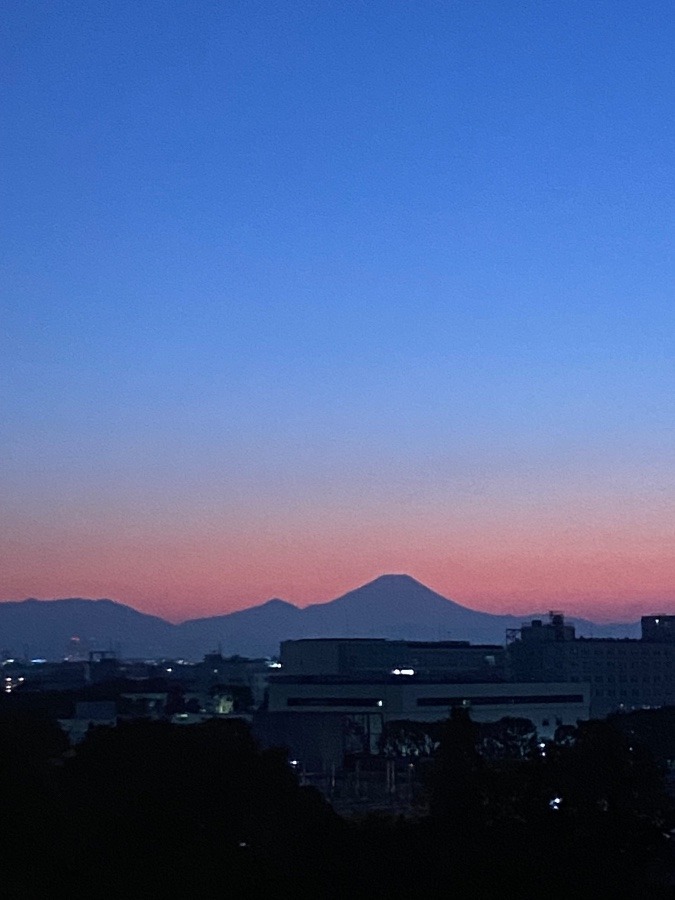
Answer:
[0,574,644,660]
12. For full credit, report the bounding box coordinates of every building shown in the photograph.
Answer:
[59,700,118,744]
[641,615,675,643]
[255,637,589,771]
[280,637,506,680]
[267,673,587,732]
[185,653,273,707]
[507,612,675,718]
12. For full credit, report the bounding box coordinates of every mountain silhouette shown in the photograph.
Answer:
[177,598,303,659]
[0,597,175,659]
[0,575,640,660]
[301,574,524,640]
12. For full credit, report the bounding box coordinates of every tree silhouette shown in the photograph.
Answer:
[478,716,538,761]
[427,706,484,828]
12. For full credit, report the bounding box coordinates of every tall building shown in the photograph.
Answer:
[507,612,675,718]
[641,615,675,643]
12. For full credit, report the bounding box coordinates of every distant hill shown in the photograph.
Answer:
[0,597,175,660]
[177,598,304,660]
[0,575,641,661]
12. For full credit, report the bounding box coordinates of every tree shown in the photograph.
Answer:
[478,717,538,761]
[427,707,484,827]
[379,719,441,758]
[60,718,347,893]
[0,713,70,891]
[210,682,253,712]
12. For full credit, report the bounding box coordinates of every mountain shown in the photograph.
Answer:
[262,575,639,646]
[0,598,175,660]
[177,598,304,659]
[0,575,641,660]
[301,574,524,642]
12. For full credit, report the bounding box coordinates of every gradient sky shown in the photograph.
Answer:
[2,1,674,623]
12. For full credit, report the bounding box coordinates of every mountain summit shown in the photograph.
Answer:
[300,574,530,642]
[309,574,471,615]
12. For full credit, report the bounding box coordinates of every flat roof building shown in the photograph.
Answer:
[508,612,675,718]
[257,637,590,771]
[280,637,506,680]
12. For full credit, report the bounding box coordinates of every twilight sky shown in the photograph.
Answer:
[2,1,674,623]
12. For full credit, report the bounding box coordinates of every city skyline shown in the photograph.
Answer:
[3,2,674,623]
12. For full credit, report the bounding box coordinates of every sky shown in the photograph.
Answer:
[2,1,674,623]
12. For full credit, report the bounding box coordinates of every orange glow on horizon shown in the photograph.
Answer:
[2,512,674,623]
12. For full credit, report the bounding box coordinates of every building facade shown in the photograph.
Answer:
[507,613,675,718]
[280,637,506,680]
[257,637,590,771]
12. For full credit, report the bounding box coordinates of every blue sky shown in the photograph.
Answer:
[2,1,674,619]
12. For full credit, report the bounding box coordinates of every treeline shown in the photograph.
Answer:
[1,710,674,896]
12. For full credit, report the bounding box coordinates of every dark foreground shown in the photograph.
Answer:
[2,711,674,898]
